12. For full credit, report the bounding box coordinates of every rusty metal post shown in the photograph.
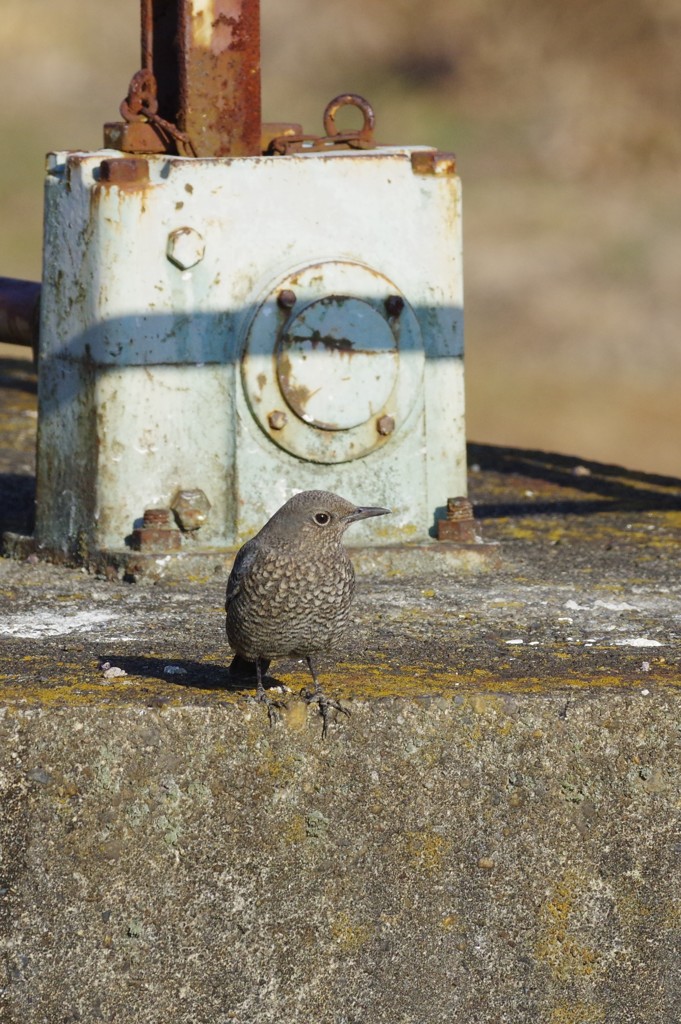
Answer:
[146,0,261,157]
[182,0,261,157]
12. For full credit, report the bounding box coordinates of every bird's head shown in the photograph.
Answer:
[264,490,390,545]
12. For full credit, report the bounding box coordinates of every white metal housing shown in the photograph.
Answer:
[36,146,465,555]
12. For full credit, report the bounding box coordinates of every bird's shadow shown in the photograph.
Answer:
[96,654,272,693]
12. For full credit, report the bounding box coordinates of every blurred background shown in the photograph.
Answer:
[1,0,680,476]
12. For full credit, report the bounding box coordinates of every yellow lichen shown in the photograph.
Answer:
[403,830,451,874]
[535,874,602,980]
[547,1004,606,1024]
[330,910,373,952]
[283,814,307,846]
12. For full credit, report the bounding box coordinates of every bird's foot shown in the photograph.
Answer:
[255,687,288,727]
[301,686,350,739]
[242,658,287,727]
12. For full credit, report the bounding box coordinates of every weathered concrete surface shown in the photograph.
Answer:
[1,693,680,1024]
[1,346,681,1023]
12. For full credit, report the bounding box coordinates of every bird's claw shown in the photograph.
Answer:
[301,687,350,739]
[253,689,288,727]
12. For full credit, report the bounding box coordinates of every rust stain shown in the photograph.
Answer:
[281,331,396,360]
[282,382,317,412]
[210,11,239,55]
[277,353,315,411]
[287,331,356,355]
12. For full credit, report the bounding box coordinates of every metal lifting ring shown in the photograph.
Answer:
[323,94,375,141]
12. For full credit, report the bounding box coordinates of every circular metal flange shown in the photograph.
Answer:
[241,261,423,464]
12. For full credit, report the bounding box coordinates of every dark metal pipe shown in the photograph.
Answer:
[0,277,40,350]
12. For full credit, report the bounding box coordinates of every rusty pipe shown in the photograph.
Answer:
[141,0,154,72]
[147,0,262,157]
[180,0,261,157]
[0,277,40,353]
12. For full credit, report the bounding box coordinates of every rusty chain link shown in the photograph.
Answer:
[267,94,376,156]
[118,79,374,160]
[120,69,197,158]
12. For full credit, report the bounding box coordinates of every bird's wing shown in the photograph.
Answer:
[225,541,258,611]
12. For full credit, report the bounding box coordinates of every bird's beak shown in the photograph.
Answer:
[345,505,391,523]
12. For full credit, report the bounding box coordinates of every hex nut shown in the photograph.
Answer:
[131,508,181,552]
[437,495,480,543]
[167,227,206,270]
[377,414,395,436]
[446,496,474,522]
[171,489,212,532]
[99,157,150,186]
[410,150,457,176]
[268,410,288,430]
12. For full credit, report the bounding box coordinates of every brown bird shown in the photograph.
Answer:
[225,490,390,735]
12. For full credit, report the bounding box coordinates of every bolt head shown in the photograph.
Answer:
[438,496,479,543]
[268,410,288,430]
[446,496,474,521]
[167,227,205,270]
[143,507,172,527]
[385,295,404,318]
[99,157,149,186]
[277,289,297,310]
[171,488,212,532]
[410,150,457,176]
[376,414,395,436]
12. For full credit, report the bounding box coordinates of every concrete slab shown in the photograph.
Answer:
[1,346,680,1023]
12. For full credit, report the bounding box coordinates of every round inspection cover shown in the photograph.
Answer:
[276,296,398,431]
[241,260,423,465]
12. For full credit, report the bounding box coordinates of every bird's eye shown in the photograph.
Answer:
[314,512,330,525]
